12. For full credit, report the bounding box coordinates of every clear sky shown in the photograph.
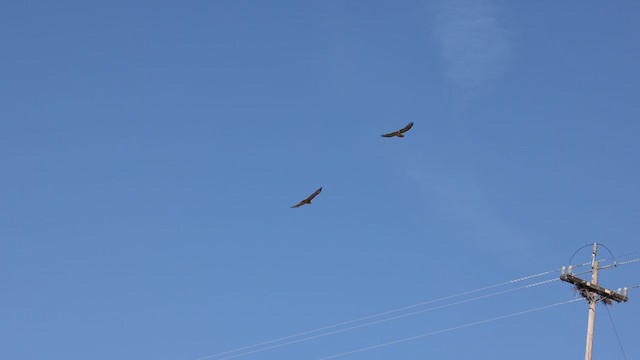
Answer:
[1,1,639,359]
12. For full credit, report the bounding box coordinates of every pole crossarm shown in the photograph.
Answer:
[560,274,629,303]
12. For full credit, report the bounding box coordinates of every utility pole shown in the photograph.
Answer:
[584,244,598,360]
[560,243,629,360]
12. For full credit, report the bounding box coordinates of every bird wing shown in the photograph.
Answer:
[291,187,322,208]
[381,132,396,137]
[306,187,322,201]
[399,122,414,133]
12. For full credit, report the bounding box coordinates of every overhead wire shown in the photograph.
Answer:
[567,253,640,276]
[615,257,640,266]
[197,251,640,360]
[316,298,585,360]
[213,278,560,360]
[577,250,640,269]
[568,245,640,268]
[197,269,564,360]
[603,304,628,360]
[610,250,640,261]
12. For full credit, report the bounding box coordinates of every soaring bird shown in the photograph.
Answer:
[381,122,414,138]
[291,187,322,208]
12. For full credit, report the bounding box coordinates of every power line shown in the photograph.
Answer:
[618,250,640,258]
[196,267,564,360]
[316,298,585,360]
[196,253,640,360]
[603,304,627,360]
[610,250,640,261]
[572,256,640,276]
[196,264,564,360]
[577,250,640,269]
[616,257,640,266]
[213,278,559,360]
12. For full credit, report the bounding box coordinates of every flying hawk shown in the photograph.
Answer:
[381,122,414,138]
[291,187,322,208]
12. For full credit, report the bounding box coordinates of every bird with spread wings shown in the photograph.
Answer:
[291,187,322,208]
[381,122,414,138]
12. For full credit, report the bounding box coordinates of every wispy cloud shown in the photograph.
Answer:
[434,0,509,101]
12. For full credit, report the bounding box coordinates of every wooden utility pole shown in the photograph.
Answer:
[560,243,629,360]
[584,244,598,360]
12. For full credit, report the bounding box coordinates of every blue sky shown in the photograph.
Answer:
[1,1,639,359]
